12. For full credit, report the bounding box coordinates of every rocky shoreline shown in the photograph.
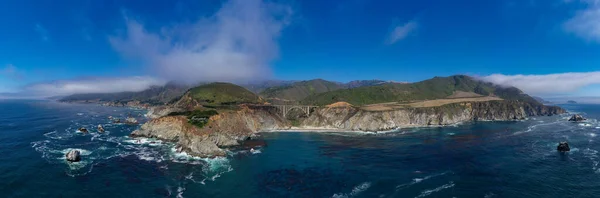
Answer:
[129,100,566,157]
[130,105,289,157]
[302,100,565,131]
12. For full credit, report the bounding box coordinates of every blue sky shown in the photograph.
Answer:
[1,0,600,97]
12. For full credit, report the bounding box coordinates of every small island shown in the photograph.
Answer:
[567,100,578,104]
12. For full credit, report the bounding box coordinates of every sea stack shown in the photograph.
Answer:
[65,150,81,162]
[125,117,138,125]
[557,142,570,152]
[568,114,586,122]
[97,124,105,133]
[78,127,88,133]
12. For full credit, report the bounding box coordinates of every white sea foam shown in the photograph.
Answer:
[176,186,185,198]
[124,138,164,146]
[583,148,600,172]
[414,181,455,198]
[331,182,371,198]
[484,192,497,198]
[60,148,92,156]
[43,130,74,140]
[251,149,262,154]
[396,171,450,190]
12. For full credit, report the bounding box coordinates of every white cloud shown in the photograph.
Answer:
[21,76,166,97]
[481,72,600,95]
[109,0,292,84]
[34,24,49,41]
[564,0,600,42]
[386,20,417,44]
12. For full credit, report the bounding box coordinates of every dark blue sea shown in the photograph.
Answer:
[2,100,600,197]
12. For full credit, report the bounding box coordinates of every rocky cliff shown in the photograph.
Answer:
[301,101,565,131]
[131,105,289,157]
[131,101,565,157]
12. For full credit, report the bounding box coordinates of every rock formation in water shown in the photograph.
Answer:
[301,100,566,131]
[125,117,139,125]
[65,150,81,162]
[78,127,88,133]
[568,114,586,122]
[97,124,105,133]
[557,142,570,152]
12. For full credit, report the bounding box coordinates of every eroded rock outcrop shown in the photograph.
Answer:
[302,101,565,131]
[557,141,570,152]
[65,150,81,162]
[568,114,586,122]
[131,106,289,157]
[125,117,139,125]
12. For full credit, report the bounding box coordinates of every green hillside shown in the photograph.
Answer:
[186,82,262,105]
[259,79,344,101]
[301,75,538,106]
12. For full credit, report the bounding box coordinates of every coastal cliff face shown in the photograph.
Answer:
[131,106,289,157]
[131,101,565,157]
[302,101,565,131]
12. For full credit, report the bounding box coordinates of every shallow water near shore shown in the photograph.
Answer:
[2,100,600,197]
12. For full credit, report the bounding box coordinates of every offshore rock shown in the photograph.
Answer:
[97,124,105,133]
[78,127,88,133]
[125,117,139,125]
[568,114,586,122]
[557,142,570,152]
[65,150,81,162]
[302,101,566,132]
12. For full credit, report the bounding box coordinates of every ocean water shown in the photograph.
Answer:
[2,100,600,197]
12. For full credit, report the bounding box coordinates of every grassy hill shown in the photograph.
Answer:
[344,80,389,88]
[259,79,344,101]
[301,75,538,106]
[241,80,296,93]
[59,82,191,105]
[182,82,263,106]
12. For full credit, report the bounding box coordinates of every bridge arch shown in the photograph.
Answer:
[271,105,318,118]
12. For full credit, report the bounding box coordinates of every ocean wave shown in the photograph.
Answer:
[512,120,564,135]
[396,171,451,190]
[331,182,371,198]
[176,186,186,198]
[31,140,98,177]
[414,181,455,198]
[34,114,233,182]
[582,148,600,173]
[124,137,164,146]
[133,148,165,163]
[43,130,72,140]
[251,149,262,154]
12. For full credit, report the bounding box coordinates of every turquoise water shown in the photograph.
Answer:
[2,100,600,197]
